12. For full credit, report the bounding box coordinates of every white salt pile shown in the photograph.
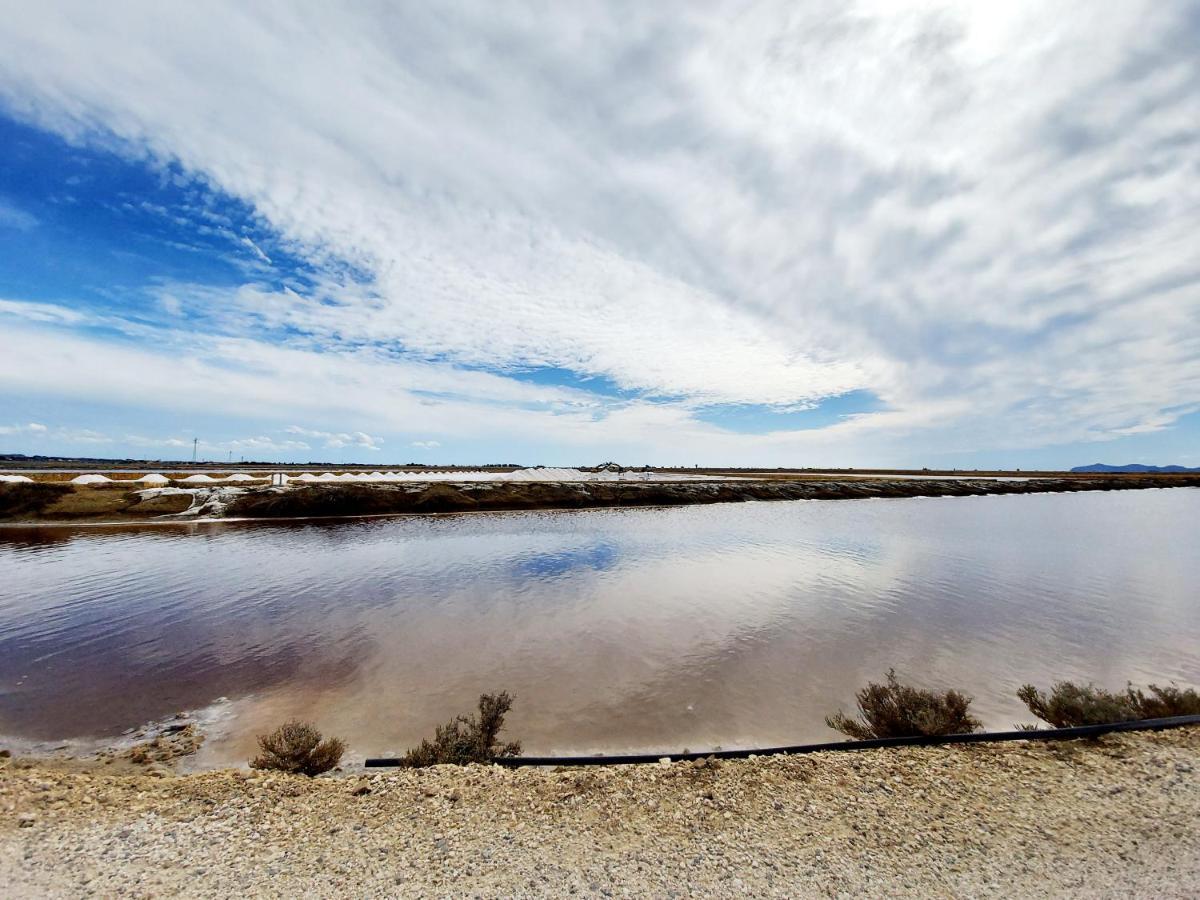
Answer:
[0,474,34,483]
[135,473,170,485]
[71,474,113,485]
[279,468,720,483]
[149,468,721,487]
[504,467,588,482]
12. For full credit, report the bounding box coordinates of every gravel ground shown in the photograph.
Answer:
[2,728,1198,898]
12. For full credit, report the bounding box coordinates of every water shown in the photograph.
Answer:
[1,489,1197,766]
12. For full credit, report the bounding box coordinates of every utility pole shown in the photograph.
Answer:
[192,438,198,463]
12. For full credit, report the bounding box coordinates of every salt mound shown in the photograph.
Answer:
[180,474,217,483]
[506,467,587,481]
[135,473,170,485]
[0,474,34,483]
[224,473,257,482]
[271,466,722,486]
[71,474,112,485]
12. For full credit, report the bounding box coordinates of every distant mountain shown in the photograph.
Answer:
[1071,463,1200,473]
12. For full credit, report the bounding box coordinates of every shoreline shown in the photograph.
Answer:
[3,473,1198,526]
[3,727,1197,896]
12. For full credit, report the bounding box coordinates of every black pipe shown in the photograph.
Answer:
[363,714,1200,768]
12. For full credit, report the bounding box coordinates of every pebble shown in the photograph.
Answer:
[1,728,1197,897]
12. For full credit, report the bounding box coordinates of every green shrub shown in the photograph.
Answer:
[250,721,345,776]
[825,669,981,740]
[1018,681,1200,728]
[402,692,522,767]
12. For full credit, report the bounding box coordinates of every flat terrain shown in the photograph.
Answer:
[2,727,1197,898]
[2,474,1199,524]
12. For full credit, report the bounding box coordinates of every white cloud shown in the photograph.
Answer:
[0,197,37,230]
[410,441,441,450]
[0,3,1196,459]
[59,428,111,444]
[0,423,110,444]
[125,434,312,454]
[158,293,183,317]
[287,425,382,451]
[238,235,271,264]
[221,436,311,453]
[0,318,948,464]
[2,424,113,448]
[0,422,48,435]
[126,435,190,448]
[0,298,87,325]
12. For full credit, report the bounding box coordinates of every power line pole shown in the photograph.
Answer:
[192,438,198,463]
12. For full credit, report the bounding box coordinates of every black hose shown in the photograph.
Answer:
[363,714,1200,768]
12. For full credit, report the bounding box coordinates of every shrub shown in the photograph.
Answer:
[1017,682,1136,728]
[1018,681,1200,728]
[250,721,345,776]
[1134,684,1200,718]
[402,692,522,767]
[825,669,982,740]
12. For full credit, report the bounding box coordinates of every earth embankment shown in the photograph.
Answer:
[2,474,1198,524]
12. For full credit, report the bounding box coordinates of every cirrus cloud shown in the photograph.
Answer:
[0,2,1196,464]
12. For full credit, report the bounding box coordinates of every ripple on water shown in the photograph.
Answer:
[0,489,1198,765]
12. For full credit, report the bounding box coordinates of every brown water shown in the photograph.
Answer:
[1,489,1197,766]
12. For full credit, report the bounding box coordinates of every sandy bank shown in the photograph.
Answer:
[2,727,1197,897]
[2,473,1198,525]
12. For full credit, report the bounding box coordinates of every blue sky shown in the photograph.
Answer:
[0,2,1197,468]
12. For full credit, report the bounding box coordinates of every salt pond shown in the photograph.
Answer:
[1,487,1197,766]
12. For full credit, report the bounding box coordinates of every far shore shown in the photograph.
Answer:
[2,472,1198,526]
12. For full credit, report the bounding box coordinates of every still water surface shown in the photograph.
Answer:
[1,489,1197,766]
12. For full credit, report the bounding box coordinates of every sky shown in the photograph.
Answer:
[0,1,1197,468]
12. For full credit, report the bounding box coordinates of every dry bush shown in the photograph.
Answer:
[1134,684,1200,718]
[402,692,522,767]
[1018,681,1200,728]
[250,721,345,776]
[1017,682,1136,728]
[826,669,982,740]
